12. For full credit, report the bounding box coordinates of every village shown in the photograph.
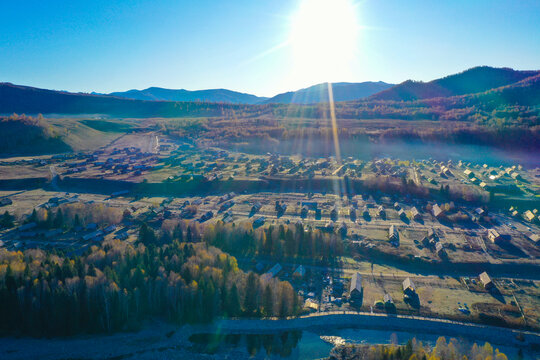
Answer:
[0,130,539,334]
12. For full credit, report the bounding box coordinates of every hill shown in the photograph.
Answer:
[371,66,540,101]
[0,114,71,156]
[264,81,393,104]
[0,82,244,117]
[107,87,267,104]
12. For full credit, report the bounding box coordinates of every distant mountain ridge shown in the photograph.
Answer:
[370,66,540,101]
[107,87,267,104]
[264,81,394,104]
[1,66,538,117]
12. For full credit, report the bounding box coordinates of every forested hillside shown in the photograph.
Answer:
[0,114,70,155]
[370,66,539,101]
[0,217,300,337]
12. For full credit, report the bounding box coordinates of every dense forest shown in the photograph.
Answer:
[0,223,300,336]
[329,336,511,360]
[201,221,344,261]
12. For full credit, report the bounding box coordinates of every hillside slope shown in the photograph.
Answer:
[264,82,393,104]
[107,87,267,104]
[371,66,539,101]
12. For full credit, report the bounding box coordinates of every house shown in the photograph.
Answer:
[349,272,363,300]
[402,277,416,296]
[253,216,265,228]
[104,225,117,233]
[377,205,386,218]
[487,229,502,243]
[301,201,318,211]
[464,169,475,178]
[393,202,401,210]
[383,293,393,305]
[432,204,444,218]
[435,242,445,257]
[524,210,535,222]
[479,272,494,290]
[264,263,282,279]
[398,209,408,220]
[293,265,306,278]
[330,207,339,221]
[410,207,421,221]
[389,225,399,245]
[250,202,262,214]
[475,208,485,216]
[82,230,104,241]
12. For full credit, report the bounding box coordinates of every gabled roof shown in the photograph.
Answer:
[350,272,362,293]
[402,277,415,292]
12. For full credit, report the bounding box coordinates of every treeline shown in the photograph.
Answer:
[199,221,344,262]
[329,337,510,360]
[0,114,70,155]
[0,230,300,336]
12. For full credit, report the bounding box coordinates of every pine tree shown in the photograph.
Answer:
[243,272,258,316]
[262,284,273,317]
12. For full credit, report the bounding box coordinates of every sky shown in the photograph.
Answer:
[1,0,539,97]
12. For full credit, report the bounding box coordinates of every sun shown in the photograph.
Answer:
[290,0,359,85]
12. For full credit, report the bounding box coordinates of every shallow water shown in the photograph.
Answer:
[225,138,540,169]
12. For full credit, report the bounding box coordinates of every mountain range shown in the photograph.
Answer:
[105,81,393,104]
[106,87,267,104]
[1,66,538,116]
[262,81,393,104]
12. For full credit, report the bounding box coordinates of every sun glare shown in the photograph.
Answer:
[290,0,359,85]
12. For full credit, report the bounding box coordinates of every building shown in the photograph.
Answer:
[349,272,363,300]
[293,265,306,278]
[487,229,502,243]
[432,204,444,219]
[265,263,282,279]
[253,216,265,228]
[410,207,421,221]
[524,210,535,222]
[330,207,339,221]
[398,209,407,220]
[479,271,494,290]
[389,225,399,245]
[402,278,416,296]
[250,202,262,214]
[435,242,445,257]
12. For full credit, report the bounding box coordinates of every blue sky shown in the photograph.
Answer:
[1,0,539,97]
